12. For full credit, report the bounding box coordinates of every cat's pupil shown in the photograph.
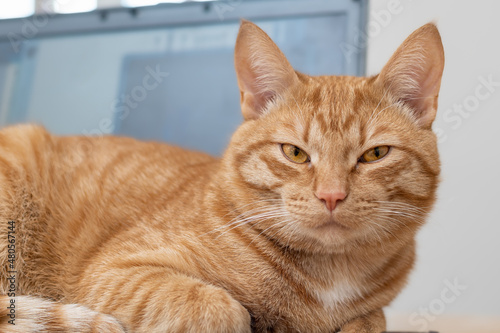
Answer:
[294,148,299,156]
[374,147,380,157]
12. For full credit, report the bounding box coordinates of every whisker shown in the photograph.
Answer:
[209,205,284,233]
[367,219,396,238]
[374,208,426,222]
[373,200,429,212]
[364,220,384,244]
[283,220,302,249]
[245,218,293,249]
[375,216,416,237]
[375,211,425,226]
[199,202,285,238]
[214,203,289,238]
[222,199,283,220]
[214,211,289,239]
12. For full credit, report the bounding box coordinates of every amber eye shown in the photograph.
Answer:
[281,144,310,164]
[360,146,390,163]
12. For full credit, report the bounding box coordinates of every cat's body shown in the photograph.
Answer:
[0,21,444,333]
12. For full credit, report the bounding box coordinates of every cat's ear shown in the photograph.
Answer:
[234,20,299,120]
[375,23,445,128]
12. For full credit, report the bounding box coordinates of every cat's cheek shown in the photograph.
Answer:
[394,167,435,198]
[238,158,283,190]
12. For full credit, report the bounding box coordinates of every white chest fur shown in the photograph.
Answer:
[314,278,365,309]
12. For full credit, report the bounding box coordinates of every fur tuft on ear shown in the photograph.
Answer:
[234,20,299,120]
[376,23,445,128]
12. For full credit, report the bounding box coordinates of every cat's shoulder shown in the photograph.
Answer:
[0,123,51,139]
[0,124,53,156]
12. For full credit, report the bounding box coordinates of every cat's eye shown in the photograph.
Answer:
[359,146,390,163]
[280,144,310,164]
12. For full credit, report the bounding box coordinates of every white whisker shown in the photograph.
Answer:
[214,210,289,239]
[245,218,293,250]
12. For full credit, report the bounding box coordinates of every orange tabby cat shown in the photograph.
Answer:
[0,21,444,332]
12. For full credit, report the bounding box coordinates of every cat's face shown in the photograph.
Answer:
[224,21,444,253]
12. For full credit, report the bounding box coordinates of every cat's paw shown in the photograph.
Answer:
[93,313,127,333]
[146,282,251,333]
[338,325,382,333]
[337,309,385,333]
[194,284,251,333]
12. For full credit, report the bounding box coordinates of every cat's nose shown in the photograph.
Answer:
[315,190,347,212]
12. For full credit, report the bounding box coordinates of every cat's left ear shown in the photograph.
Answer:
[234,20,299,120]
[375,23,445,128]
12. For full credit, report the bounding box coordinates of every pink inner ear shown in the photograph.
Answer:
[234,20,299,120]
[239,90,273,120]
[392,58,442,126]
[237,62,280,120]
[377,24,445,128]
[407,67,443,126]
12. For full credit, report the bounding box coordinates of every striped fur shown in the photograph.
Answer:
[0,296,124,332]
[0,22,444,332]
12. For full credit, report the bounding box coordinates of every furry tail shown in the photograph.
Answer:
[0,295,125,332]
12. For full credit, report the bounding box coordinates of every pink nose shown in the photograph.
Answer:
[316,190,347,212]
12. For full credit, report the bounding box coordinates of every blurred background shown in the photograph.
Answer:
[0,0,366,155]
[0,0,499,332]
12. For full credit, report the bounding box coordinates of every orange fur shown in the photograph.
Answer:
[0,21,444,332]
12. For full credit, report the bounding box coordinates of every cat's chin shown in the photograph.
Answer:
[313,217,350,231]
[309,220,351,243]
[288,216,356,253]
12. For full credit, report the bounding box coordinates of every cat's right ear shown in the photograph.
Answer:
[234,20,299,120]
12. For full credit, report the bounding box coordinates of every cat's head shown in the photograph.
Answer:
[221,20,444,254]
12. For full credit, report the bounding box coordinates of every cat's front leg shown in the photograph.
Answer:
[143,275,252,333]
[79,267,251,333]
[338,309,386,333]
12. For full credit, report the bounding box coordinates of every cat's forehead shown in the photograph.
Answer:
[272,75,397,153]
[298,75,381,120]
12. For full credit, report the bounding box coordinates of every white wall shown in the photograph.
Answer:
[365,0,500,329]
